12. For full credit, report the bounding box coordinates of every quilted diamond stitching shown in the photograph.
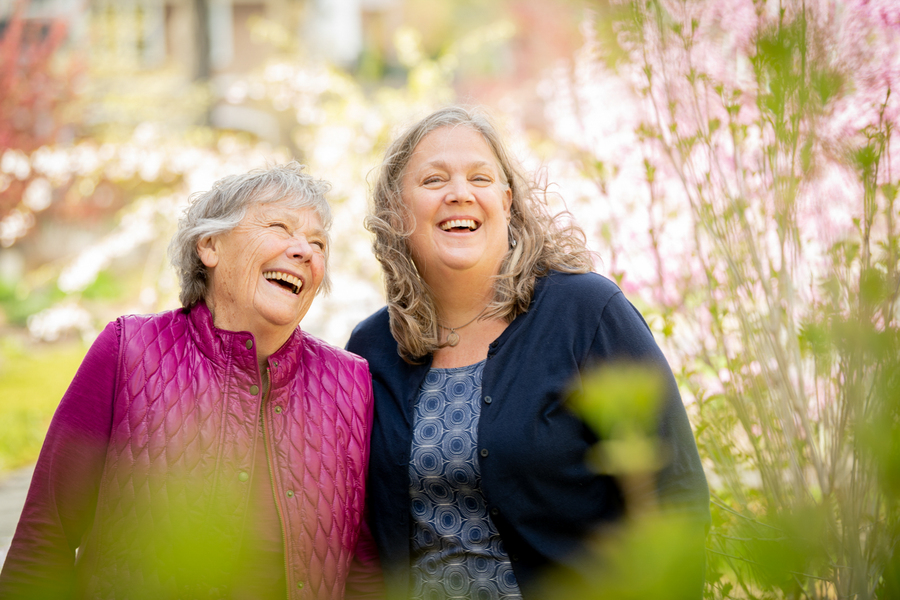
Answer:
[81,309,374,599]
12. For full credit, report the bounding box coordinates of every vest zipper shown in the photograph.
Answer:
[261,366,293,599]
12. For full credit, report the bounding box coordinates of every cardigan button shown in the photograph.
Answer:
[490,507,499,516]
[480,448,489,458]
[250,385,259,395]
[483,396,492,404]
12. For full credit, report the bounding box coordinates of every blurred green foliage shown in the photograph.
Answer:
[538,513,707,600]
[0,338,86,472]
[569,0,900,598]
[572,364,666,477]
[554,364,706,600]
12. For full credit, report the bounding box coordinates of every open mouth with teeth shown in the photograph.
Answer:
[440,219,479,232]
[264,271,303,295]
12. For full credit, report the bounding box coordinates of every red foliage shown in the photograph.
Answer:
[0,0,81,218]
[0,0,80,152]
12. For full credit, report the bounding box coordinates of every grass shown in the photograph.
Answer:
[0,335,88,474]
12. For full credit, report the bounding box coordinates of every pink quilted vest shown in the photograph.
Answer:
[73,304,376,599]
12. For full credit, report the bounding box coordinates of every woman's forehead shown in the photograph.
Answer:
[245,201,322,225]
[408,126,501,169]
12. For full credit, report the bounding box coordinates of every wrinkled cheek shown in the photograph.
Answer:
[312,259,327,289]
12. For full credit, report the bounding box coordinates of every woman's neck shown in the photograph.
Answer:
[428,273,507,370]
[206,299,290,376]
[428,272,496,327]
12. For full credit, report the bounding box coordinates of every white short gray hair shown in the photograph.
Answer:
[169,161,333,307]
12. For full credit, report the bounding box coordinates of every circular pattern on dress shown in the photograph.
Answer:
[441,433,470,458]
[411,447,443,476]
[471,555,491,575]
[448,405,469,425]
[443,564,470,594]
[472,581,496,600]
[409,360,523,600]
[461,518,488,546]
[410,496,435,522]
[449,379,470,399]
[457,491,482,516]
[420,582,443,600]
[447,461,476,489]
[414,419,444,444]
[419,392,444,417]
[434,505,463,532]
[423,479,452,502]
[497,563,519,593]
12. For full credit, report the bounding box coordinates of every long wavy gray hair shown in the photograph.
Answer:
[169,161,333,308]
[367,105,593,362]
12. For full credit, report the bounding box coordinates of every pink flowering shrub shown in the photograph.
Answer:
[542,0,899,597]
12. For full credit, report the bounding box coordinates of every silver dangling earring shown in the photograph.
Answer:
[508,222,517,248]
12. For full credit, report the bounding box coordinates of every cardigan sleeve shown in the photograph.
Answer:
[588,291,710,514]
[0,321,119,599]
[588,290,710,597]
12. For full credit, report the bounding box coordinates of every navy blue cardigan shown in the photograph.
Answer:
[347,271,710,598]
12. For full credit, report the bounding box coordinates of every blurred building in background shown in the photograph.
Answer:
[1,0,580,137]
[0,0,583,340]
[1,0,406,143]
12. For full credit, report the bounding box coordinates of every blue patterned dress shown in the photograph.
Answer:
[409,360,523,600]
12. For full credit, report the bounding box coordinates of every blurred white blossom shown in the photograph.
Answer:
[57,197,160,293]
[0,210,35,248]
[27,303,95,342]
[22,178,53,211]
[1,149,31,180]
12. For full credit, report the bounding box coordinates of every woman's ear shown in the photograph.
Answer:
[197,236,219,268]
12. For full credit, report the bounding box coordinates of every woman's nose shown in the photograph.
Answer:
[287,236,313,260]
[445,177,474,203]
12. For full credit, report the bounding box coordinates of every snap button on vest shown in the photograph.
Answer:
[274,406,283,414]
[250,385,259,395]
[297,581,305,589]
[238,471,249,482]
[286,490,294,497]
[245,339,253,349]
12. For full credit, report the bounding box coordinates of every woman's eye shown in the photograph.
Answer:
[423,176,443,185]
[473,176,492,183]
[311,239,326,250]
[270,222,289,231]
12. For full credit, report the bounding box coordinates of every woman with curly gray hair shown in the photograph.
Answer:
[1,162,382,599]
[347,106,709,599]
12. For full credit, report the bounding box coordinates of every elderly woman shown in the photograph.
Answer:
[0,163,381,599]
[347,107,710,599]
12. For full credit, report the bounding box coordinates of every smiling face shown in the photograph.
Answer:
[401,125,512,284]
[197,201,326,347]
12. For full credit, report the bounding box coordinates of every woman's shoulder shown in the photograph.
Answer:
[115,307,190,335]
[346,307,392,351]
[537,270,624,309]
[299,330,369,371]
[346,307,415,373]
[116,307,180,322]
